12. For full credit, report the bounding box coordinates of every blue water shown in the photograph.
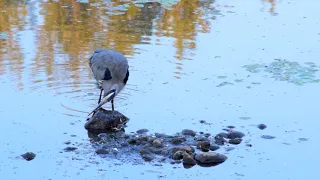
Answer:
[0,0,319,179]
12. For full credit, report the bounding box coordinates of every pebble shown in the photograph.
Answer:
[96,149,109,154]
[180,146,195,154]
[170,136,186,145]
[257,124,267,130]
[227,131,245,139]
[261,135,275,139]
[229,138,242,145]
[199,120,206,124]
[136,129,149,134]
[214,136,228,145]
[215,132,228,139]
[182,129,196,136]
[227,125,236,129]
[152,139,163,148]
[140,148,152,155]
[196,141,211,152]
[64,147,77,152]
[195,136,209,142]
[195,152,227,164]
[128,137,138,144]
[21,152,36,161]
[172,151,184,160]
[183,153,196,165]
[209,144,220,151]
[141,154,154,162]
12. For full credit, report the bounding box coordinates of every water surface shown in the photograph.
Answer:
[1,0,319,179]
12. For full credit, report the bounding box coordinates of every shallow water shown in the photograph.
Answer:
[1,0,320,179]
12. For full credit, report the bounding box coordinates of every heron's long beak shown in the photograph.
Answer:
[88,89,116,116]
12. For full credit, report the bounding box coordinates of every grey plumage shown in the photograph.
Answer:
[88,49,129,113]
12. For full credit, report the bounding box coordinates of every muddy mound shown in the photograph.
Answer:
[84,109,246,168]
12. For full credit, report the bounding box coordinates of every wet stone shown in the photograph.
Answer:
[142,154,154,162]
[204,133,211,138]
[182,129,196,136]
[140,149,152,155]
[195,136,209,142]
[229,138,242,145]
[195,152,227,164]
[227,131,245,139]
[85,108,129,132]
[170,136,186,145]
[21,152,36,161]
[298,138,308,142]
[128,137,138,144]
[148,147,164,154]
[227,125,236,129]
[225,147,235,152]
[138,135,149,142]
[136,129,149,134]
[215,132,228,139]
[196,141,211,152]
[199,120,206,124]
[257,124,267,130]
[209,144,220,151]
[96,149,109,154]
[183,153,196,165]
[155,133,171,138]
[180,146,195,154]
[261,135,275,139]
[214,135,228,145]
[172,151,184,160]
[152,139,163,148]
[64,147,77,152]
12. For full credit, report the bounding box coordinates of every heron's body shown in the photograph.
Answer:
[89,49,129,113]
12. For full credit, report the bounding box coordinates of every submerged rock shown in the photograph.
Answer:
[136,129,149,134]
[64,147,77,152]
[227,131,245,139]
[209,144,220,151]
[142,154,154,162]
[257,124,267,130]
[229,138,242,145]
[96,149,109,154]
[196,141,210,152]
[21,152,36,161]
[181,129,196,136]
[261,135,275,139]
[183,153,196,165]
[152,139,163,148]
[170,136,186,145]
[180,146,195,154]
[195,152,227,164]
[172,151,184,160]
[85,108,129,132]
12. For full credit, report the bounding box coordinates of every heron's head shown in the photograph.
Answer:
[88,89,116,116]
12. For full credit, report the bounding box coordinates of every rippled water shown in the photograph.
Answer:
[1,0,320,179]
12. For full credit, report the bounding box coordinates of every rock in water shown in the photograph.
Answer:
[195,152,227,164]
[21,152,36,161]
[85,108,129,132]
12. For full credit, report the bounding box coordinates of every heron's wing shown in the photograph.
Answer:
[89,49,129,82]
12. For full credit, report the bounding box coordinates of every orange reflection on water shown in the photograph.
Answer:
[0,0,215,89]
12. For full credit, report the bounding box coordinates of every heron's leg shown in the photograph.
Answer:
[111,99,114,111]
[98,88,103,104]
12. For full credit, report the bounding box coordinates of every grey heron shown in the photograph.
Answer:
[88,49,129,115]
